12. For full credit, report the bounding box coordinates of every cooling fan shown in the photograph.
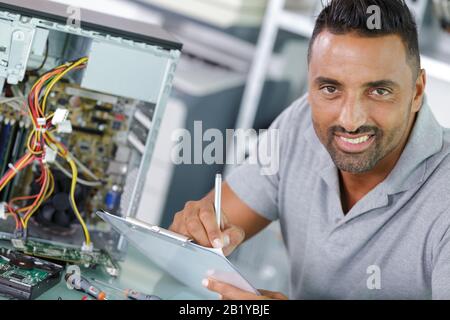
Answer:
[32,171,90,232]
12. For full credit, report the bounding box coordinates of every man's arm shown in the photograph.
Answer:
[169,182,271,256]
[169,182,288,299]
[220,183,272,241]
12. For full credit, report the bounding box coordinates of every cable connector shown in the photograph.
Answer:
[52,108,69,125]
[36,118,47,133]
[11,236,26,249]
[8,163,18,174]
[43,145,57,163]
[57,120,72,134]
[0,202,6,220]
[37,117,46,126]
[81,241,94,253]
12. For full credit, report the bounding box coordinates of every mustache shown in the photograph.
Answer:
[328,125,380,136]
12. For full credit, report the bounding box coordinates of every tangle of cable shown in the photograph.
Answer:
[0,57,93,246]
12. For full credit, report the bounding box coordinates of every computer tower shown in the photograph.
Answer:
[0,0,181,268]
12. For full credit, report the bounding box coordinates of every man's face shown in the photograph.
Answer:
[308,31,421,174]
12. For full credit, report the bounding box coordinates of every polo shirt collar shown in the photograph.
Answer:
[382,98,443,194]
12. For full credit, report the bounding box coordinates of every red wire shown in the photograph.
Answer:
[36,161,46,184]
[6,62,87,230]
[23,162,48,222]
[5,204,20,230]
[0,153,34,186]
[27,69,60,122]
[9,194,39,208]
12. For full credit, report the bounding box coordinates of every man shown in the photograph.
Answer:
[169,0,450,299]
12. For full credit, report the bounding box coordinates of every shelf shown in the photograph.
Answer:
[51,0,164,25]
[278,10,314,37]
[135,0,266,28]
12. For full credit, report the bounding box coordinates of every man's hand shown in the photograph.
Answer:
[169,198,245,256]
[202,278,288,300]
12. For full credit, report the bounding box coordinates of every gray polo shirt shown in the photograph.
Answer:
[227,94,450,300]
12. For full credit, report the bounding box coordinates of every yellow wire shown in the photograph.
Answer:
[4,57,91,245]
[0,152,33,192]
[46,112,55,121]
[23,166,51,228]
[5,212,24,228]
[26,134,91,243]
[41,57,88,114]
[45,169,55,201]
[27,130,43,155]
[17,206,33,213]
[67,157,91,245]
[28,61,69,100]
[45,134,91,245]
[43,136,66,158]
[18,214,25,226]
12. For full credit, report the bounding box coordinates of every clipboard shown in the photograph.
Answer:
[96,210,259,299]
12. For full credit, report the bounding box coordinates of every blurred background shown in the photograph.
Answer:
[49,0,450,295]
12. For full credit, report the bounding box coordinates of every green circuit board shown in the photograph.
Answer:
[0,248,63,299]
[0,256,50,286]
[13,240,120,277]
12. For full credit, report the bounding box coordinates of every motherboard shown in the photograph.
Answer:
[0,65,154,276]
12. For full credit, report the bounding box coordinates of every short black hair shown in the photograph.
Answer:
[308,0,421,78]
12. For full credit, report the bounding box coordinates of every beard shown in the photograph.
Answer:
[314,122,407,174]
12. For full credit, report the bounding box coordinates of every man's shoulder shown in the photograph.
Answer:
[431,128,450,169]
[421,132,450,250]
[423,129,450,203]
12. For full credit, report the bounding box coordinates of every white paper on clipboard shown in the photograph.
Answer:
[96,210,259,299]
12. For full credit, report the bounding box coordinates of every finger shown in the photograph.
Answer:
[169,212,189,237]
[168,212,182,232]
[198,204,224,248]
[179,203,211,246]
[202,278,262,300]
[258,289,288,300]
[185,215,211,247]
[221,209,231,229]
[222,225,245,256]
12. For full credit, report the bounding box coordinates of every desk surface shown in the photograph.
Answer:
[0,240,204,300]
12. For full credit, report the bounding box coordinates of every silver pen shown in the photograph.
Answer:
[214,173,222,230]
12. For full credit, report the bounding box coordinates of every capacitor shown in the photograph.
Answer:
[105,185,121,211]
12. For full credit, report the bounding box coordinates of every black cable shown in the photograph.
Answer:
[27,39,49,74]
